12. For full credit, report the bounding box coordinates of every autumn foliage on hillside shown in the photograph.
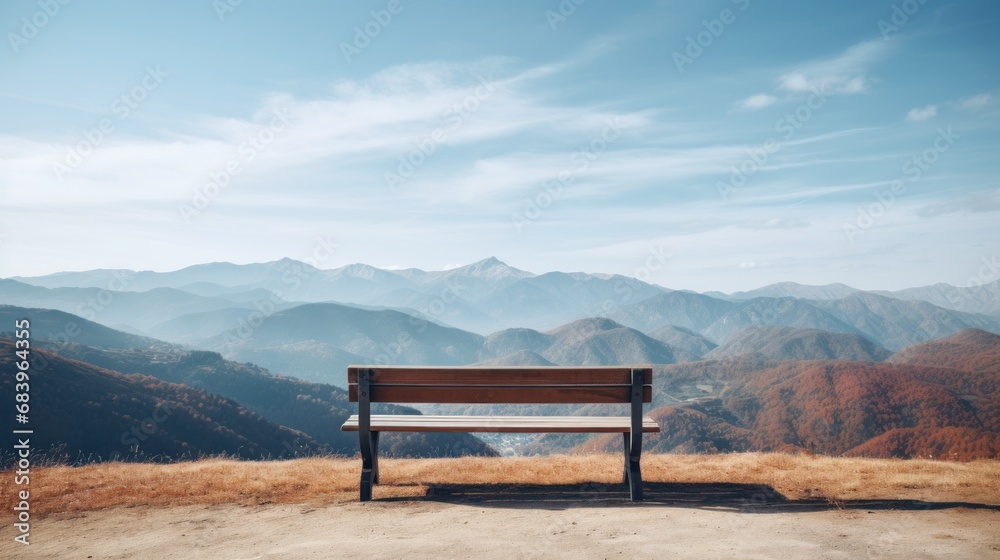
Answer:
[743,362,989,453]
[576,329,1000,460]
[888,328,1000,373]
[0,340,321,465]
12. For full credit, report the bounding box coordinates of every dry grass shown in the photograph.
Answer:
[4,453,998,517]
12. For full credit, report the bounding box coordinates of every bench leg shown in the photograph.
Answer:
[627,430,643,502]
[622,433,630,484]
[359,430,374,501]
[371,431,380,485]
[627,369,645,502]
[626,457,643,501]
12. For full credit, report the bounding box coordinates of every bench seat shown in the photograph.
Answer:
[342,414,661,433]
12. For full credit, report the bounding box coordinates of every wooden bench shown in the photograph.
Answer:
[341,365,659,501]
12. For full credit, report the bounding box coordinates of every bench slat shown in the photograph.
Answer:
[347,366,652,385]
[349,384,653,404]
[341,414,661,433]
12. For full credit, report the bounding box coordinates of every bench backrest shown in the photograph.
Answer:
[347,365,653,404]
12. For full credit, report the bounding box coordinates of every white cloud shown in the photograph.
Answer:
[734,40,891,114]
[957,93,993,110]
[915,188,1000,217]
[776,40,890,95]
[905,105,937,123]
[739,217,809,230]
[734,94,777,111]
[409,143,745,205]
[1,57,650,209]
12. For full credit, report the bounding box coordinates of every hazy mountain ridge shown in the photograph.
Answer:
[8,259,1000,349]
[705,325,892,362]
[808,292,1000,350]
[475,349,556,366]
[200,302,486,385]
[0,305,171,350]
[874,280,1000,317]
[701,297,865,343]
[723,282,862,301]
[0,279,275,333]
[542,317,692,364]
[646,325,717,359]
[6,260,1000,388]
[479,318,692,366]
[609,290,738,333]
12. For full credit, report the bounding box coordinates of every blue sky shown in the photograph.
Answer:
[1,0,998,292]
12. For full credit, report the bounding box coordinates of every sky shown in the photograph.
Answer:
[1,0,998,292]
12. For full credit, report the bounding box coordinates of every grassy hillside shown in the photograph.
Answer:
[0,341,322,465]
[34,343,497,459]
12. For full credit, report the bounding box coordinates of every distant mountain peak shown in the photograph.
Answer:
[465,256,510,269]
[331,262,392,279]
[268,257,311,267]
[547,316,624,335]
[726,281,861,301]
[443,257,534,280]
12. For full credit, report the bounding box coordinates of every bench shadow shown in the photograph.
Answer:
[385,482,1000,513]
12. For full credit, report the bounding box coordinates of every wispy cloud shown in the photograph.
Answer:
[956,92,994,110]
[738,217,809,230]
[905,105,937,123]
[2,57,643,209]
[915,189,1000,217]
[776,40,891,95]
[734,94,778,112]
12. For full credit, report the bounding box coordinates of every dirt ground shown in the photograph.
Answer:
[4,483,999,559]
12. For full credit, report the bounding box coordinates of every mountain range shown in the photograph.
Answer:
[10,257,997,336]
[2,258,999,462]
[5,258,1000,386]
